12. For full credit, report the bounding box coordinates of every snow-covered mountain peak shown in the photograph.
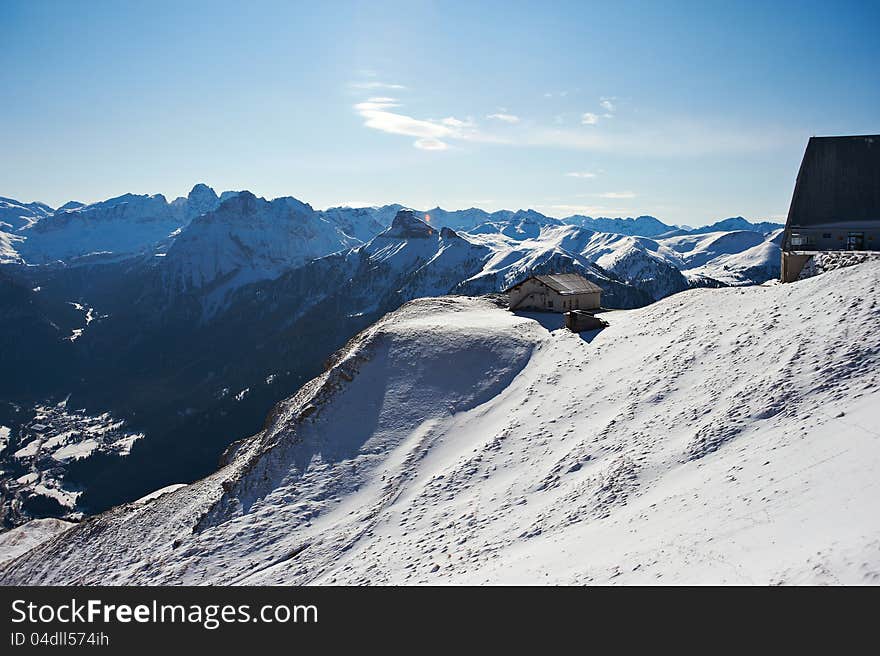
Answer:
[211,189,259,217]
[493,210,562,240]
[318,204,403,242]
[687,216,784,236]
[10,192,185,264]
[55,201,85,213]
[80,192,170,214]
[0,197,54,231]
[189,182,215,197]
[182,182,220,219]
[161,190,356,299]
[202,191,312,223]
[565,214,673,237]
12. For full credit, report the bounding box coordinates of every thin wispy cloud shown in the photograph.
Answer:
[330,200,385,209]
[440,116,475,128]
[565,171,596,178]
[579,97,617,124]
[354,97,489,150]
[350,81,407,90]
[537,203,640,218]
[598,191,636,199]
[486,113,520,124]
[351,89,795,157]
[414,138,449,151]
[520,120,794,156]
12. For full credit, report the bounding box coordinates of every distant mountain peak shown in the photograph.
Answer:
[56,201,85,212]
[182,183,220,220]
[215,190,258,215]
[189,182,215,195]
[382,209,436,239]
[187,183,218,204]
[690,216,783,235]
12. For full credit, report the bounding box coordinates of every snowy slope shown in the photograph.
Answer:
[662,230,783,285]
[3,262,879,585]
[320,204,404,242]
[0,197,54,232]
[542,227,782,289]
[0,518,74,566]
[17,193,185,264]
[455,224,690,301]
[0,230,25,264]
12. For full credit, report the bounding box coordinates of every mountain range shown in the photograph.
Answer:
[0,184,783,528]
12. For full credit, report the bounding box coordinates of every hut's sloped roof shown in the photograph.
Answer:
[786,135,880,228]
[534,273,603,294]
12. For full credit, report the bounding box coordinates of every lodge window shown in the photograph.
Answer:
[790,233,815,248]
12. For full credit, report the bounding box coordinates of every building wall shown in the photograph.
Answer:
[785,226,880,252]
[508,279,553,310]
[508,279,601,311]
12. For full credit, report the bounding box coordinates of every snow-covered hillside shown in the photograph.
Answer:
[18,193,186,264]
[452,222,781,296]
[320,204,404,242]
[0,197,54,232]
[660,229,783,285]
[0,518,74,566]
[3,261,879,585]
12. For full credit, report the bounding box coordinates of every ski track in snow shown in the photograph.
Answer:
[2,263,880,585]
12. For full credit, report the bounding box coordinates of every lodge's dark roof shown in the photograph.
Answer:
[785,135,880,229]
[507,273,603,295]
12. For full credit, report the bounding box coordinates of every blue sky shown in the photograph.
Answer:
[2,0,878,226]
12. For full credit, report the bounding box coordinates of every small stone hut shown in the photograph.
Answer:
[506,273,603,312]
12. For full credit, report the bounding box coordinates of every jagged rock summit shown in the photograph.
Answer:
[380,209,437,239]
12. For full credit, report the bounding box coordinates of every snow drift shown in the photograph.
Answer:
[2,262,879,585]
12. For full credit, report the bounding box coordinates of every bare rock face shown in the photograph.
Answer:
[381,209,436,239]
